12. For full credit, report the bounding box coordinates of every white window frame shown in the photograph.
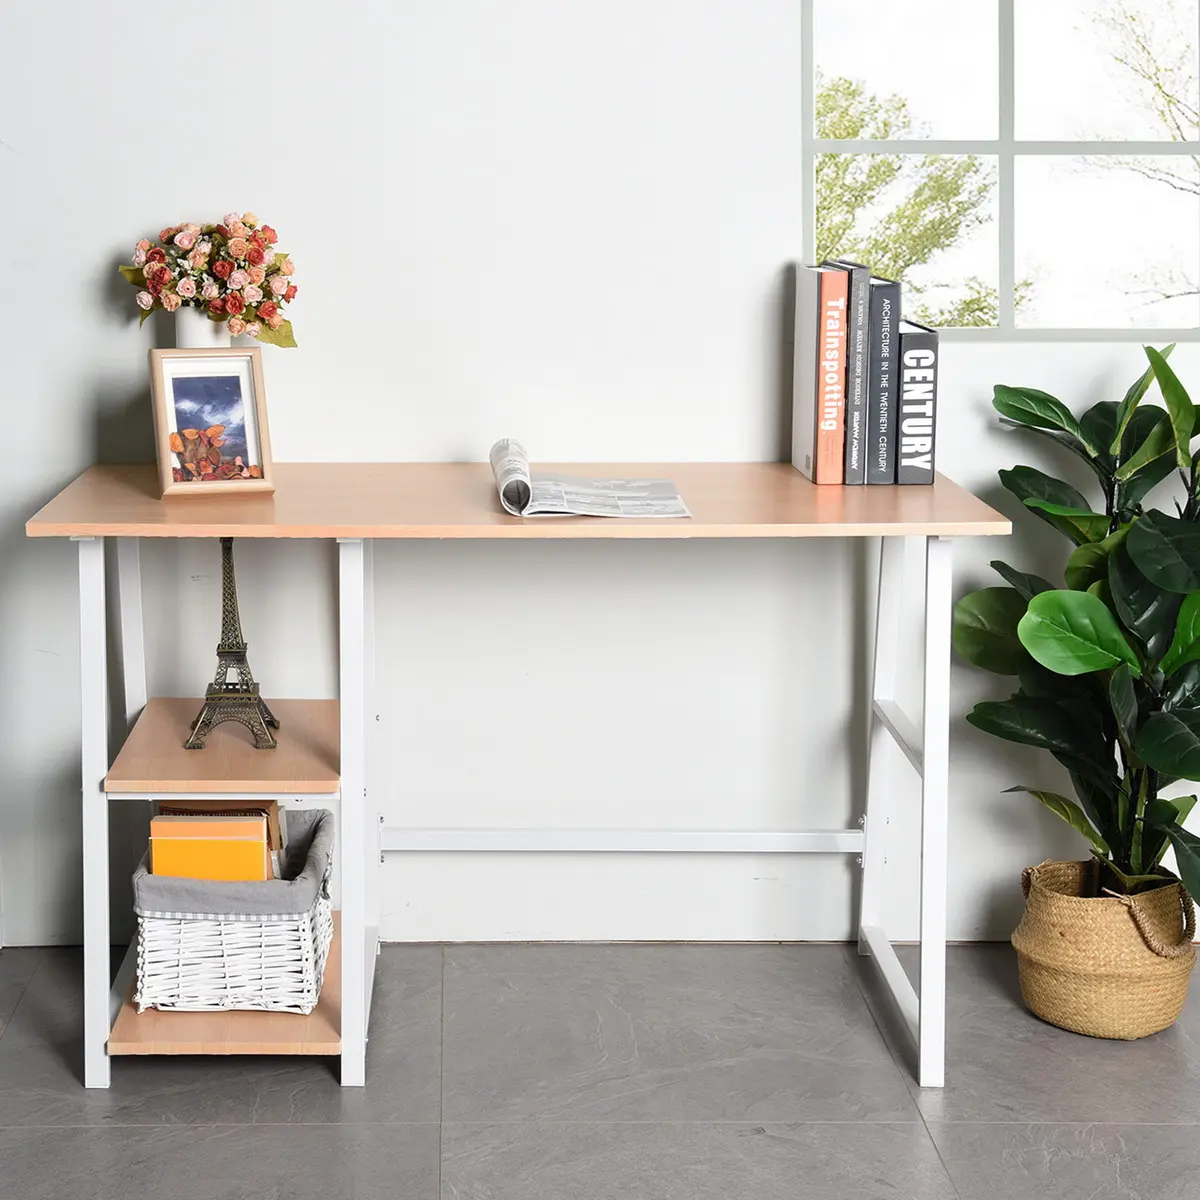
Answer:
[801,0,1200,341]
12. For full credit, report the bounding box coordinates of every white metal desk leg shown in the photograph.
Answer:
[338,538,367,1087]
[918,535,953,1088]
[77,536,110,1088]
[859,536,902,955]
[115,539,147,729]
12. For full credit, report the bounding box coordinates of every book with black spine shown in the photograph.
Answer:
[896,318,938,485]
[865,276,901,485]
[824,259,870,484]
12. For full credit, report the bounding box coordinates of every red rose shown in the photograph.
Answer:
[208,298,225,314]
[225,291,245,315]
[246,245,265,266]
[212,259,233,280]
[159,227,176,244]
[215,225,231,239]
[145,246,166,264]
[146,277,163,296]
[145,261,170,284]
[284,284,297,302]
[257,300,279,322]
[260,225,278,244]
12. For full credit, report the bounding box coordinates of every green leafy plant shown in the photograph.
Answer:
[954,345,1200,902]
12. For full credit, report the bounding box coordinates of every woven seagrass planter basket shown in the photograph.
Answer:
[1011,859,1196,1040]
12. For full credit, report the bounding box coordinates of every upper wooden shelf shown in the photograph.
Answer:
[105,697,339,794]
[27,463,1010,540]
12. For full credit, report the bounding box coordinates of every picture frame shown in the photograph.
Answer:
[148,347,275,498]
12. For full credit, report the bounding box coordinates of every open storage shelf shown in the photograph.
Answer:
[105,697,340,795]
[108,915,342,1056]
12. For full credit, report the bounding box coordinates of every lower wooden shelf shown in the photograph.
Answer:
[108,915,342,1057]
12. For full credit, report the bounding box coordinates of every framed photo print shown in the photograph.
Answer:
[149,347,275,497]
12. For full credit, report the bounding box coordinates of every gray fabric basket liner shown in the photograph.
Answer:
[133,808,334,920]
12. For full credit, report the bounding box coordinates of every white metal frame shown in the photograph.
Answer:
[801,0,1200,342]
[77,535,376,1088]
[379,534,955,1088]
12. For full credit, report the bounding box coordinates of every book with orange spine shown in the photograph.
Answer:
[792,264,849,484]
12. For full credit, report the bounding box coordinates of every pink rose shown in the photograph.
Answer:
[266,312,284,330]
[131,248,147,267]
[201,280,219,300]
[183,222,201,234]
[174,230,197,251]
[197,240,212,255]
[228,268,250,289]
[135,290,153,310]
[227,316,247,336]
[176,277,197,299]
[245,322,261,338]
[269,274,288,296]
[241,211,259,227]
[277,256,295,277]
[242,284,263,304]
[188,249,208,271]
[247,265,266,285]
[161,290,181,312]
[136,239,151,252]
[223,211,242,227]
[229,221,250,239]
[227,237,249,259]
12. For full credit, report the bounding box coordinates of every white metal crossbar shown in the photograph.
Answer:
[381,828,865,855]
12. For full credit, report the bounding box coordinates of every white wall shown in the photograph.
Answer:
[0,1,1192,945]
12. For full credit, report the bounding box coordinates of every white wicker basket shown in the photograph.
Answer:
[133,808,334,1015]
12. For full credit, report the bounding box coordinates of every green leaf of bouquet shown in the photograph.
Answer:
[952,588,1028,674]
[1005,787,1109,853]
[1065,525,1129,591]
[138,307,153,327]
[1145,345,1195,470]
[1126,510,1200,594]
[254,318,297,348]
[993,385,1093,451]
[118,264,145,286]
[989,560,1055,601]
[1111,345,1174,455]
[1018,589,1141,676]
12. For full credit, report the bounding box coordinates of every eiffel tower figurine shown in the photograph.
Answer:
[185,537,279,750]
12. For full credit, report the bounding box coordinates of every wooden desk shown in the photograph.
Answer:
[28,463,1010,1089]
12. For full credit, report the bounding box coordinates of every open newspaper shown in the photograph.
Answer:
[489,439,691,518]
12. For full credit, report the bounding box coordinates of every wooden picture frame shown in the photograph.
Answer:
[149,347,275,497]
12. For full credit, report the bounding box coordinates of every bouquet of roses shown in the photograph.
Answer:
[119,211,298,347]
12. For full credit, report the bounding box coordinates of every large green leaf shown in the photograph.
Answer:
[254,318,297,348]
[1009,424,1110,486]
[1142,803,1200,903]
[1109,542,1182,660]
[1145,346,1195,470]
[967,695,1108,761]
[1160,592,1200,678]
[1145,796,1199,869]
[952,588,1028,674]
[1080,401,1120,474]
[990,560,1055,601]
[1018,589,1141,676]
[1006,787,1109,852]
[1065,526,1129,591]
[1136,709,1200,779]
[1108,663,1138,746]
[999,466,1090,512]
[993,385,1095,452]
[1111,346,1175,454]
[1119,452,1178,513]
[117,264,144,286]
[1116,416,1175,482]
[1165,661,1200,711]
[1022,501,1111,545]
[1126,511,1200,594]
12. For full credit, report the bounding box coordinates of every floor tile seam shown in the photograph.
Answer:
[438,943,445,1200]
[0,955,43,1044]
[0,1120,445,1130]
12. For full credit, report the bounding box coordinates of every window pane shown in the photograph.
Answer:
[1015,156,1200,328]
[816,154,999,328]
[1016,0,1200,140]
[814,1,998,139]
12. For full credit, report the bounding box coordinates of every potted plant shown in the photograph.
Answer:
[954,345,1200,1039]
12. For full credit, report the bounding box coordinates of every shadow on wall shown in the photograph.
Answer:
[773,262,797,463]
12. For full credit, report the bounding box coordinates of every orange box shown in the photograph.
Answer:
[149,814,271,881]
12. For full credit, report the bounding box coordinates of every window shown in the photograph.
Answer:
[803,0,1200,338]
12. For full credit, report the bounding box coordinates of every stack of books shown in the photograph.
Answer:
[791,261,939,486]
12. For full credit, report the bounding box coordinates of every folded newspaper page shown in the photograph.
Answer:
[489,439,691,518]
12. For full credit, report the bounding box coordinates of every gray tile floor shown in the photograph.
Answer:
[2,941,1199,1199]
